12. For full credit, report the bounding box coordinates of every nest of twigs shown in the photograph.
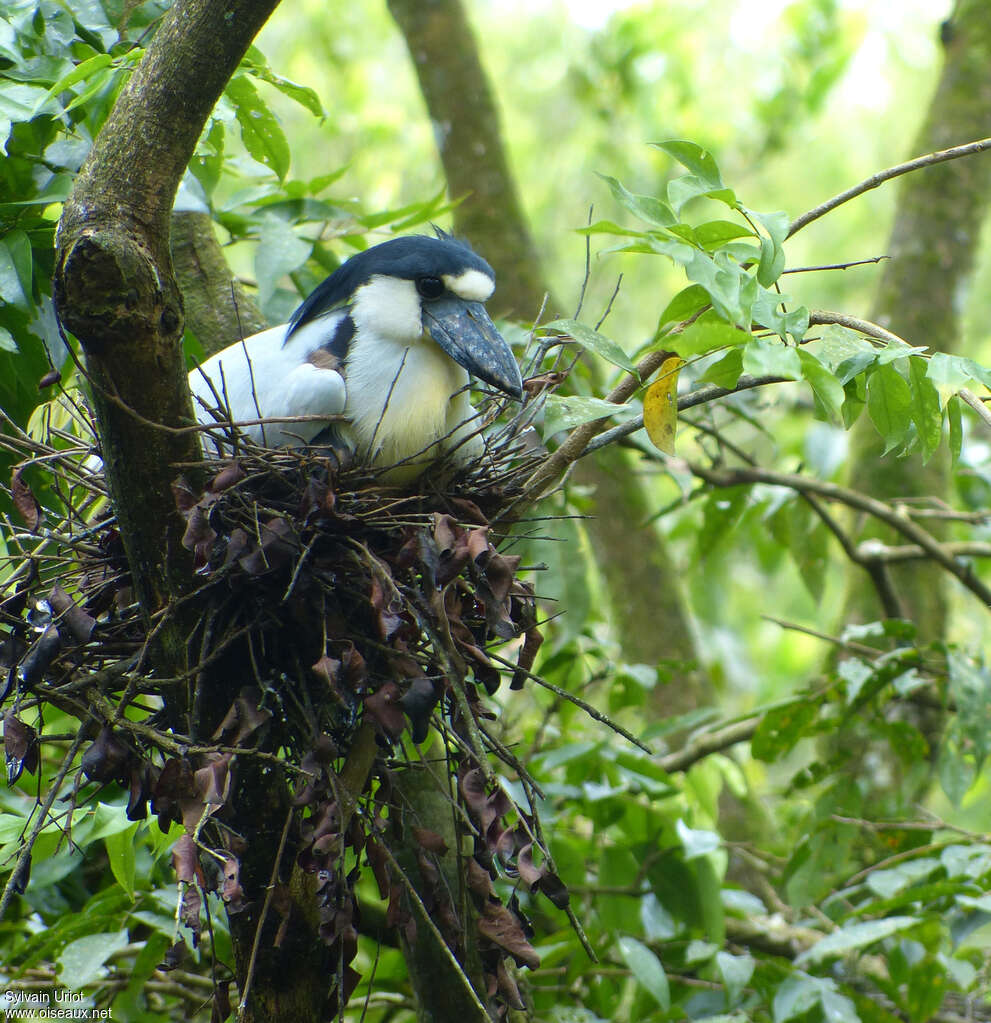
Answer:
[0,396,578,1018]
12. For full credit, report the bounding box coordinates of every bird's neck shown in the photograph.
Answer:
[344,330,470,470]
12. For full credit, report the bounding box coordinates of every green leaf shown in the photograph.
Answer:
[105,822,139,898]
[598,846,642,932]
[756,232,785,286]
[716,950,754,1006]
[542,394,633,437]
[667,174,735,215]
[773,975,822,1023]
[946,650,991,768]
[57,930,129,989]
[752,288,809,342]
[617,935,670,1010]
[253,68,323,118]
[751,699,818,761]
[799,349,844,424]
[694,220,754,251]
[948,395,962,465]
[124,931,172,999]
[228,74,291,180]
[741,338,802,381]
[838,657,873,705]
[0,229,33,309]
[61,67,117,115]
[867,362,913,454]
[798,916,919,965]
[927,351,991,403]
[677,248,753,324]
[656,284,710,333]
[865,859,939,899]
[700,348,743,389]
[685,939,718,964]
[254,214,312,308]
[652,140,724,189]
[598,174,676,228]
[908,356,942,461]
[907,959,948,1023]
[576,220,647,238]
[35,52,113,113]
[676,818,720,860]
[545,318,637,373]
[671,319,749,359]
[640,894,677,941]
[0,325,17,353]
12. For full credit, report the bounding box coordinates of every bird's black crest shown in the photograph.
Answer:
[286,233,495,341]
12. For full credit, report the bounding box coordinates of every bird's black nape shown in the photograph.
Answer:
[285,233,495,342]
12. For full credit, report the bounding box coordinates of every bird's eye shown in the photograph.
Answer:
[416,276,445,300]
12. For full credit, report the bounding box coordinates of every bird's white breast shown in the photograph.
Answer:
[344,330,471,470]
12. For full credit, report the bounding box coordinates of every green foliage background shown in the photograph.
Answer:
[3,0,991,1020]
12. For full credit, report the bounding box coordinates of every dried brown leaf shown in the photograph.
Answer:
[48,584,96,644]
[3,714,38,784]
[477,901,541,970]
[412,827,449,856]
[10,467,40,531]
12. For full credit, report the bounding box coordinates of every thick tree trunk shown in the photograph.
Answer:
[50,5,347,1021]
[846,0,991,638]
[386,0,549,322]
[171,210,269,354]
[54,0,278,625]
[388,0,710,713]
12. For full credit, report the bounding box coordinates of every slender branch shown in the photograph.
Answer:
[855,539,991,563]
[807,310,909,346]
[237,804,294,1021]
[0,730,87,922]
[959,387,991,429]
[783,256,889,274]
[582,374,788,457]
[657,719,759,774]
[685,462,991,607]
[787,136,991,238]
[488,651,652,755]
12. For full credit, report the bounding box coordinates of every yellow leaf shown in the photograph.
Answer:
[643,356,685,455]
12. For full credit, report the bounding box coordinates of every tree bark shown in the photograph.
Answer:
[54,0,280,629]
[846,0,991,638]
[48,5,349,1022]
[388,0,710,712]
[386,0,549,321]
[171,210,269,355]
[393,769,494,1023]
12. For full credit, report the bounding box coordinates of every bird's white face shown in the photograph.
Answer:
[351,275,423,342]
[349,268,495,342]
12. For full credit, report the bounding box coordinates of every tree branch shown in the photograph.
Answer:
[686,462,991,608]
[53,0,280,633]
[787,136,991,238]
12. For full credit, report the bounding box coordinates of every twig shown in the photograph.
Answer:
[787,136,991,238]
[487,651,652,755]
[237,804,295,1021]
[685,461,991,608]
[807,309,909,347]
[783,256,889,274]
[0,730,87,922]
[657,718,760,773]
[959,387,991,429]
